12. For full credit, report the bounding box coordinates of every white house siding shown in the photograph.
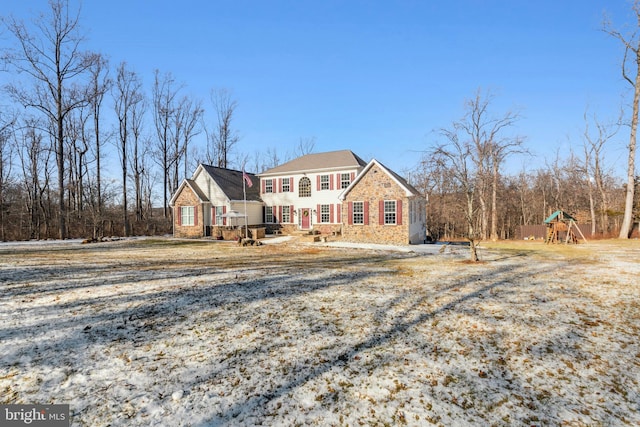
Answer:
[193,169,226,205]
[229,201,264,227]
[192,167,262,228]
[259,170,358,233]
[408,198,427,244]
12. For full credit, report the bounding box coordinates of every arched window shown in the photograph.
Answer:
[299,177,311,197]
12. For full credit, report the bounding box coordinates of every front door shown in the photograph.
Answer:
[300,208,311,229]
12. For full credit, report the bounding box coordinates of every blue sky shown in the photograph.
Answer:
[3,1,636,177]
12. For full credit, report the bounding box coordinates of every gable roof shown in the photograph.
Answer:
[169,179,209,206]
[258,150,367,176]
[339,159,423,200]
[199,165,262,202]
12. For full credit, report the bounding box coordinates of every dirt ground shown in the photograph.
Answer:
[0,237,639,426]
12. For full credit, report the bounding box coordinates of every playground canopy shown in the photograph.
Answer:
[544,210,577,224]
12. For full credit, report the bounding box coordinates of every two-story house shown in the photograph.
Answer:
[171,149,427,244]
[258,150,367,235]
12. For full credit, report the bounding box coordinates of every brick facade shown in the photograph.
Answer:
[341,163,412,245]
[173,186,205,238]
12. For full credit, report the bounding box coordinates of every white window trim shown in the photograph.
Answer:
[353,201,364,225]
[320,204,330,223]
[181,206,195,226]
[282,205,291,223]
[341,173,351,189]
[320,175,330,190]
[384,200,396,225]
[214,206,224,225]
[265,206,274,223]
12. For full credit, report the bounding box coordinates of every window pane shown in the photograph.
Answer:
[321,204,330,223]
[215,206,223,225]
[265,206,273,223]
[384,200,396,225]
[320,175,329,190]
[181,206,194,226]
[299,177,311,197]
[341,173,350,189]
[353,202,364,225]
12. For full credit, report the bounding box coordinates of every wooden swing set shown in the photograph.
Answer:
[544,210,588,244]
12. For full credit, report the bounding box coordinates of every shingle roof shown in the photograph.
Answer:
[259,150,367,176]
[200,165,262,202]
[185,179,209,202]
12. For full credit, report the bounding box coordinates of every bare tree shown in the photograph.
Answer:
[604,2,640,238]
[64,104,90,217]
[456,91,491,240]
[17,118,53,239]
[445,90,522,242]
[170,95,203,191]
[432,128,481,262]
[152,70,181,217]
[0,113,16,241]
[113,62,144,236]
[206,88,239,168]
[514,170,536,227]
[86,53,110,238]
[488,133,525,241]
[2,0,96,239]
[264,147,281,171]
[293,136,316,158]
[582,109,620,235]
[416,151,460,240]
[129,91,147,223]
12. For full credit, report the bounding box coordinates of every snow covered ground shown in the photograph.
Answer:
[0,237,639,426]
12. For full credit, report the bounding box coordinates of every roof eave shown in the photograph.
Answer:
[258,165,363,177]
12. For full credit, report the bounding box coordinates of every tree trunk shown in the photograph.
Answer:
[490,162,499,241]
[619,71,639,238]
[57,112,66,240]
[467,192,479,262]
[122,162,130,237]
[95,102,103,238]
[588,181,596,236]
[478,193,488,240]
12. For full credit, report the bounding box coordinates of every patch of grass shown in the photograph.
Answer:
[482,240,604,262]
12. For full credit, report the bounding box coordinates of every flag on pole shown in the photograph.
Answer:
[242,169,253,188]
